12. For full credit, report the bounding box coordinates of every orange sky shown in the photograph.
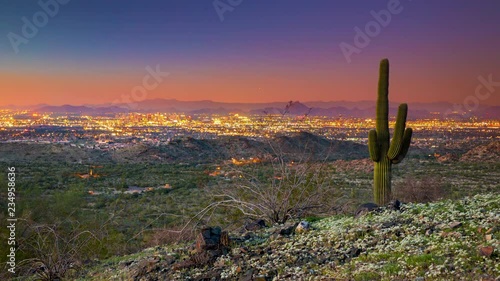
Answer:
[2,60,499,106]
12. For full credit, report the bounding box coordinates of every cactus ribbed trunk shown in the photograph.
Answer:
[374,157,391,206]
[374,59,391,204]
[369,59,412,206]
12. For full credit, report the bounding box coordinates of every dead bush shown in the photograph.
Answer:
[16,222,97,281]
[393,177,449,203]
[198,150,345,225]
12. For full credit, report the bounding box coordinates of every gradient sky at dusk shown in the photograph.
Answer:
[1,0,500,106]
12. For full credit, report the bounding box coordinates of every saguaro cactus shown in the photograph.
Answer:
[369,59,413,205]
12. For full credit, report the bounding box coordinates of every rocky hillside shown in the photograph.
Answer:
[113,132,368,164]
[78,193,499,280]
[0,132,368,165]
[460,140,500,163]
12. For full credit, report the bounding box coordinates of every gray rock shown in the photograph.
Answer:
[239,269,254,281]
[296,221,311,233]
[387,199,401,211]
[279,223,299,236]
[381,221,397,228]
[211,226,222,236]
[195,226,230,253]
[355,203,379,218]
[244,219,266,231]
[347,247,361,258]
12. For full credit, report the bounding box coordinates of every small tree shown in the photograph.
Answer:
[200,145,344,225]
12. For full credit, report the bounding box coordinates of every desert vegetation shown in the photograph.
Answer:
[1,85,498,279]
[1,133,498,280]
[199,150,346,226]
[76,193,500,280]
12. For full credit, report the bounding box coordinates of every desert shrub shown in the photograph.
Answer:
[393,177,449,203]
[199,150,345,225]
[16,221,98,281]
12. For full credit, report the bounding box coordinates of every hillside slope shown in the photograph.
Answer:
[79,194,499,280]
[0,133,368,165]
[460,141,500,163]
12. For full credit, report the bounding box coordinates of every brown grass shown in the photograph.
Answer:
[146,225,196,247]
[393,177,450,203]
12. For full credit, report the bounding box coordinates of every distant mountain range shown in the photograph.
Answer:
[2,99,499,119]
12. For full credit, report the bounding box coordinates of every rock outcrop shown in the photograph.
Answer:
[460,141,500,163]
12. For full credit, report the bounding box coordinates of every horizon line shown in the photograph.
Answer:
[0,98,468,108]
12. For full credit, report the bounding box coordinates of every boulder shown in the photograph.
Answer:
[295,221,311,233]
[355,203,379,218]
[195,226,230,252]
[387,199,401,211]
[174,226,231,271]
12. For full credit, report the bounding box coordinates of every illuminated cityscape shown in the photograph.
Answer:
[0,110,497,149]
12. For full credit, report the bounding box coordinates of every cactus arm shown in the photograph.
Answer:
[391,128,413,164]
[376,59,390,136]
[387,103,408,160]
[368,129,380,162]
